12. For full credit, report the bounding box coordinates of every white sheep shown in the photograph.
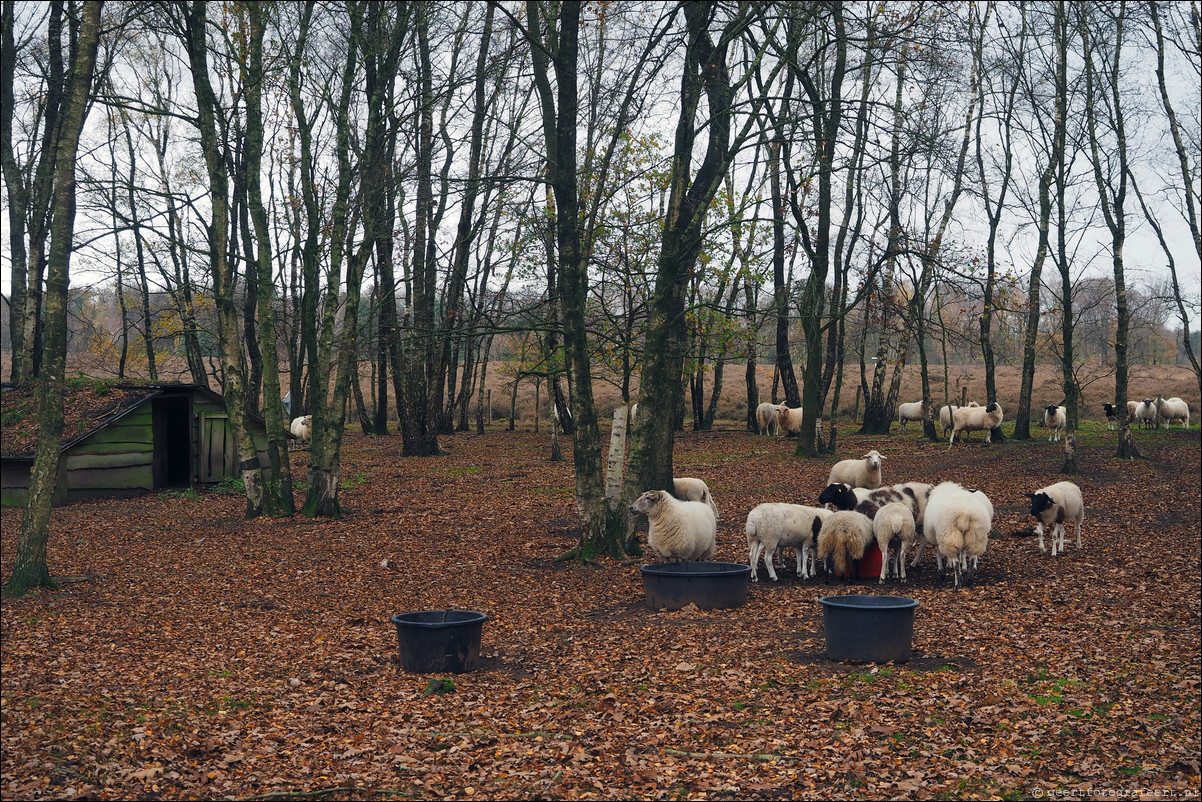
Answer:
[1043,404,1066,441]
[290,415,312,444]
[1134,398,1158,429]
[1026,480,1084,557]
[1126,400,1140,424]
[755,402,780,436]
[745,503,832,581]
[897,401,925,433]
[938,402,979,438]
[923,481,994,589]
[949,403,1004,448]
[872,501,917,584]
[816,511,876,580]
[775,404,805,436]
[1155,396,1190,429]
[629,490,717,563]
[827,450,885,490]
[672,477,718,519]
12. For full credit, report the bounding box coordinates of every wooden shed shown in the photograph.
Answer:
[1,381,274,507]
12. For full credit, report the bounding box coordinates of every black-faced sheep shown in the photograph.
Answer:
[290,415,312,444]
[672,477,718,519]
[1134,398,1158,429]
[1026,480,1084,557]
[949,403,1004,448]
[1102,403,1119,430]
[818,481,933,582]
[872,501,917,584]
[897,401,925,433]
[1044,404,1066,441]
[816,511,875,581]
[923,481,994,589]
[1155,396,1190,429]
[755,402,780,436]
[629,490,717,563]
[775,404,805,436]
[745,503,831,581]
[827,450,885,490]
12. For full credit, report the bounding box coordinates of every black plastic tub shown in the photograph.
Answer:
[389,610,487,673]
[640,562,751,610]
[819,595,919,663]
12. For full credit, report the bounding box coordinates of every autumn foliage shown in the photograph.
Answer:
[2,425,1199,800]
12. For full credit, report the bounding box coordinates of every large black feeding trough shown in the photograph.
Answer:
[640,562,751,610]
[389,610,487,674]
[819,595,919,663]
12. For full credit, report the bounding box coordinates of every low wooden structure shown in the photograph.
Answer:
[1,382,274,507]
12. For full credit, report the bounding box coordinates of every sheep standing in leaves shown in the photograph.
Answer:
[872,502,917,584]
[827,450,885,490]
[1044,404,1066,441]
[629,490,717,563]
[755,402,780,436]
[290,415,312,444]
[816,511,875,581]
[923,481,994,589]
[745,503,831,581]
[1027,481,1084,556]
[775,404,805,436]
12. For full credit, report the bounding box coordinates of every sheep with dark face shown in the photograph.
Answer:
[1044,404,1066,441]
[949,403,1004,448]
[1134,398,1158,429]
[1027,481,1084,557]
[818,481,933,580]
[1102,403,1119,430]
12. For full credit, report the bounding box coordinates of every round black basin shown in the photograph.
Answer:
[819,594,919,663]
[389,610,487,674]
[640,562,751,610]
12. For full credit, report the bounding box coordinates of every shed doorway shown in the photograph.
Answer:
[153,396,191,488]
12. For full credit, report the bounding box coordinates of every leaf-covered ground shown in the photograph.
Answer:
[2,425,1199,800]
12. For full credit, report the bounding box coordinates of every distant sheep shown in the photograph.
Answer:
[1026,480,1084,557]
[949,403,1004,448]
[290,415,312,444]
[872,502,917,584]
[1155,396,1190,429]
[1102,403,1118,430]
[923,481,994,588]
[672,477,718,519]
[745,503,832,581]
[816,511,876,580]
[1134,398,1158,429]
[755,402,780,436]
[1125,400,1140,423]
[776,404,805,436]
[629,490,717,563]
[1044,404,1066,441]
[827,450,885,490]
[897,401,925,433]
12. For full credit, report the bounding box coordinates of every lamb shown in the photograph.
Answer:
[1155,396,1190,429]
[1102,403,1118,430]
[827,450,885,490]
[629,490,717,563]
[816,511,876,580]
[949,402,1004,448]
[744,503,832,581]
[755,402,780,436]
[775,404,805,436]
[1134,398,1158,429]
[1026,480,1084,557]
[1044,404,1066,441]
[939,402,979,438]
[923,481,994,589]
[897,401,925,432]
[290,415,312,444]
[672,477,718,519]
[871,502,917,584]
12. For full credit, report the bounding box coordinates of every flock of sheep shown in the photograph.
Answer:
[629,446,1088,591]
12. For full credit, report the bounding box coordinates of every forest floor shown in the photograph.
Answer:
[2,422,1199,800]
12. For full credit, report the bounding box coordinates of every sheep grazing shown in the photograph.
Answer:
[827,450,886,490]
[672,477,718,519]
[872,502,917,584]
[755,402,780,436]
[1134,398,1158,429]
[1156,396,1190,429]
[949,403,1004,448]
[745,503,832,581]
[1026,480,1084,557]
[629,490,717,563]
[923,481,994,589]
[897,401,925,433]
[290,415,312,444]
[1044,404,1066,441]
[818,481,933,580]
[816,511,876,580]
[775,404,805,436]
[1102,403,1118,430]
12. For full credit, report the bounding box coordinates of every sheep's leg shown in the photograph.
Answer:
[764,546,780,582]
[910,540,927,567]
[896,543,908,582]
[879,544,890,584]
[1074,519,1082,551]
[749,542,762,581]
[1036,523,1046,553]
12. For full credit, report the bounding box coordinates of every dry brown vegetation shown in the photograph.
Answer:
[2,414,1199,800]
